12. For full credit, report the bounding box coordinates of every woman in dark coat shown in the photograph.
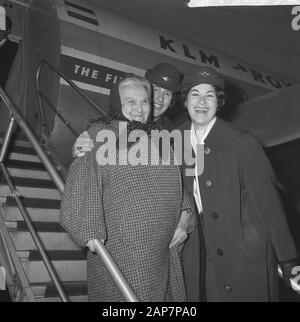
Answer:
[60,74,194,302]
[180,66,298,302]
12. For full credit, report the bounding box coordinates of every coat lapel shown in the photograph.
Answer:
[179,118,243,192]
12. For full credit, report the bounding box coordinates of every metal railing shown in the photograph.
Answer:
[0,208,36,301]
[0,87,139,302]
[35,59,106,141]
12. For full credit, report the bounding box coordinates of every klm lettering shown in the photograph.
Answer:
[159,36,220,68]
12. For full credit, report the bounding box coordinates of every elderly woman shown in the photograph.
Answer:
[60,74,193,302]
[180,66,298,302]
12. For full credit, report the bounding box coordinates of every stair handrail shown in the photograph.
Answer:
[0,220,18,298]
[0,208,36,302]
[0,87,139,302]
[35,59,106,141]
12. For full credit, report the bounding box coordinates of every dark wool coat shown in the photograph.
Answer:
[155,115,176,131]
[60,121,193,302]
[181,118,297,302]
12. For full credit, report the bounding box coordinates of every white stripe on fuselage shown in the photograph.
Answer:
[60,78,109,94]
[56,0,295,92]
[60,46,146,94]
[61,46,145,76]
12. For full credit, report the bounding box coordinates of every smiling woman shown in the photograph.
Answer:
[61,73,195,302]
[119,79,151,124]
[180,66,299,302]
[181,67,225,131]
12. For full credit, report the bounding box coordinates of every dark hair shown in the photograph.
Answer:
[182,85,226,111]
[148,83,180,122]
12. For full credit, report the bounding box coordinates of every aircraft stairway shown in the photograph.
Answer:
[0,134,88,301]
[0,55,141,302]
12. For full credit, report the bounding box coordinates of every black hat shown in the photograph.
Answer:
[145,63,182,92]
[181,66,225,94]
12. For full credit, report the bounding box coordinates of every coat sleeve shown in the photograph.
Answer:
[241,135,297,261]
[60,147,107,248]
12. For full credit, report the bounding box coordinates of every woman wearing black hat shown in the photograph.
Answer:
[145,62,182,131]
[180,66,298,302]
[72,63,182,157]
[61,74,194,302]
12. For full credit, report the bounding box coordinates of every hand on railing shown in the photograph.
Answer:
[86,238,105,253]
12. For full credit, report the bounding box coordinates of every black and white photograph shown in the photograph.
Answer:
[0,0,299,306]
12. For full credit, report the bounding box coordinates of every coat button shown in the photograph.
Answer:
[204,147,211,154]
[225,284,232,292]
[206,180,212,187]
[212,212,218,220]
[217,248,224,256]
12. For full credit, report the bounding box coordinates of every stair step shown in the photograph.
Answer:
[0,137,32,149]
[45,281,87,298]
[35,294,88,302]
[4,145,37,156]
[32,281,87,299]
[1,137,88,301]
[15,221,65,233]
[1,177,56,189]
[8,152,41,163]
[5,159,45,171]
[10,231,81,251]
[7,168,52,180]
[5,221,17,229]
[3,206,60,222]
[18,253,87,283]
[28,250,86,261]
[6,197,61,209]
[0,185,61,200]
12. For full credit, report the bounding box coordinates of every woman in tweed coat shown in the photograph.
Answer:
[60,74,193,302]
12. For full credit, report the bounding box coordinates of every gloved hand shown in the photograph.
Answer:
[169,209,193,249]
[279,258,300,289]
[169,226,187,248]
[86,239,105,254]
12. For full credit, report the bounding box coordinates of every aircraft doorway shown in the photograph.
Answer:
[0,39,18,87]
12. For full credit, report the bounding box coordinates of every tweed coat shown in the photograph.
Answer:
[60,121,193,302]
[180,118,297,302]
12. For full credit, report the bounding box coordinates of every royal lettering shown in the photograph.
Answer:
[266,75,281,89]
[279,79,292,87]
[251,69,266,84]
[233,64,248,73]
